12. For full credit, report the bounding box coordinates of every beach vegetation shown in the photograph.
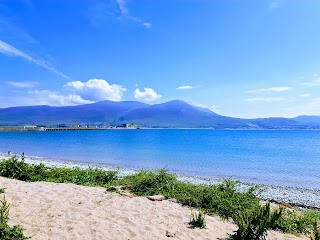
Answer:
[0,196,29,240]
[310,220,320,240]
[0,155,118,186]
[272,208,320,234]
[189,209,206,229]
[120,171,260,220]
[118,169,176,196]
[0,155,320,237]
[0,155,31,181]
[231,203,283,240]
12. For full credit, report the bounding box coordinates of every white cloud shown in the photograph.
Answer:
[64,79,126,102]
[134,87,161,102]
[245,97,285,102]
[6,81,38,88]
[246,87,290,93]
[176,85,193,90]
[299,93,311,97]
[0,90,92,107]
[0,40,70,79]
[28,90,93,106]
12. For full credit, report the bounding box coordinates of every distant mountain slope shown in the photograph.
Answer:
[0,101,149,125]
[291,115,320,126]
[249,117,303,129]
[118,100,249,128]
[0,100,315,128]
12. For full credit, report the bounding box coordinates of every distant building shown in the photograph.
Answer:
[23,125,37,130]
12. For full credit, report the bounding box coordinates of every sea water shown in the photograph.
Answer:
[0,129,319,190]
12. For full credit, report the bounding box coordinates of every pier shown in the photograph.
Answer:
[0,125,139,132]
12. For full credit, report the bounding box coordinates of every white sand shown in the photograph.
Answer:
[0,177,307,240]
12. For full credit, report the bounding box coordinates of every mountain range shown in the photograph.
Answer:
[0,100,319,129]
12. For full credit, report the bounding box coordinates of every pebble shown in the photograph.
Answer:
[147,195,165,201]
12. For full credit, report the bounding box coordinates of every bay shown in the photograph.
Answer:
[0,129,319,190]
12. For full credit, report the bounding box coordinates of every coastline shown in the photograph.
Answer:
[1,152,319,209]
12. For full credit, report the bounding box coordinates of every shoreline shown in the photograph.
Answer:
[1,152,319,209]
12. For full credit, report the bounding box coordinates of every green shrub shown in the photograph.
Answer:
[0,156,118,187]
[0,155,31,181]
[121,169,176,196]
[273,208,320,234]
[0,197,29,240]
[231,203,283,240]
[189,209,206,229]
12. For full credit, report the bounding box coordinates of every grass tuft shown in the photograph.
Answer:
[189,209,206,229]
[0,196,29,240]
[310,220,320,240]
[231,203,283,240]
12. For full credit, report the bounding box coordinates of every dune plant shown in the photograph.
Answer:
[310,221,320,240]
[189,209,206,229]
[273,208,320,234]
[0,196,29,240]
[120,168,177,196]
[231,203,283,240]
[0,155,31,181]
[0,156,118,186]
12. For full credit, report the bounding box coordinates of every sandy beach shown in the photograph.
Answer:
[0,176,308,240]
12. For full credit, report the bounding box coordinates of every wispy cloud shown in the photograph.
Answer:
[176,85,193,90]
[0,40,70,79]
[0,17,36,43]
[116,0,152,28]
[285,97,320,116]
[269,0,281,10]
[245,97,285,102]
[117,0,128,15]
[246,87,290,93]
[6,81,38,88]
[301,79,320,87]
[299,93,311,97]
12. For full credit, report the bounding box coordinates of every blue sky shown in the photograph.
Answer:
[1,0,320,118]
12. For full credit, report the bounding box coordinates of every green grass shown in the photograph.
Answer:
[0,154,319,238]
[0,155,118,187]
[118,169,260,220]
[273,208,320,234]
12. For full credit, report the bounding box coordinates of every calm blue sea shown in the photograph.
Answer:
[0,129,319,190]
